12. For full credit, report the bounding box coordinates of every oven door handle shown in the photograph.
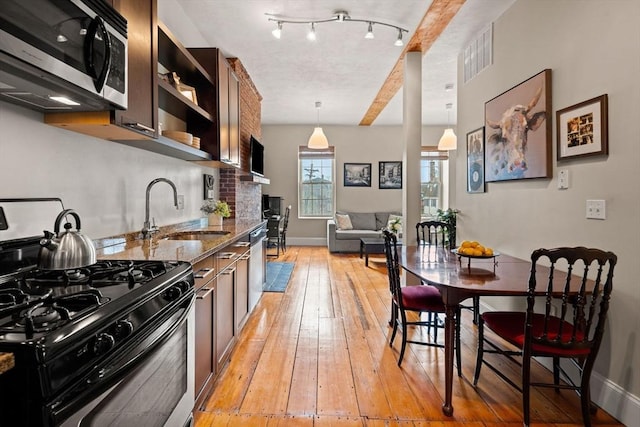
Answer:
[48,295,195,425]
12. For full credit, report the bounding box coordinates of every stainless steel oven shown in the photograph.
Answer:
[0,234,195,427]
[0,0,127,111]
[59,301,195,427]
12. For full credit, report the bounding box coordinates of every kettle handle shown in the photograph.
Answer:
[54,209,82,234]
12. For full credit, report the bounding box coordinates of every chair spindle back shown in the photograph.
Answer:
[526,247,617,353]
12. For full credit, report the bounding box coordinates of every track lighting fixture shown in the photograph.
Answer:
[267,10,408,46]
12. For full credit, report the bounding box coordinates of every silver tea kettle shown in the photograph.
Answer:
[38,209,97,270]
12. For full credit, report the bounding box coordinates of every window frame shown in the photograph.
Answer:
[298,145,336,219]
[420,148,448,220]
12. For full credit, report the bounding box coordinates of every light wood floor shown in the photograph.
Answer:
[194,246,623,426]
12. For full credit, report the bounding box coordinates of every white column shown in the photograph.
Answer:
[402,51,422,247]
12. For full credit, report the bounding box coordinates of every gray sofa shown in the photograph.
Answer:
[327,211,400,253]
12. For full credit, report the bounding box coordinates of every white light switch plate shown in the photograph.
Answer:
[177,195,185,210]
[586,199,606,220]
[558,169,569,189]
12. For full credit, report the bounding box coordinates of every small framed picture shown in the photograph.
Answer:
[343,163,371,187]
[179,86,198,105]
[467,127,485,193]
[162,71,199,105]
[557,94,608,160]
[379,161,402,189]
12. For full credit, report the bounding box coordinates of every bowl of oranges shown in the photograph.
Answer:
[453,240,498,258]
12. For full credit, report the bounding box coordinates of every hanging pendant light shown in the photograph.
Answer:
[438,103,457,150]
[308,101,329,149]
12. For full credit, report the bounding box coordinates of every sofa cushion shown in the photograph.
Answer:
[375,212,401,230]
[334,213,353,230]
[345,212,377,230]
[335,229,382,240]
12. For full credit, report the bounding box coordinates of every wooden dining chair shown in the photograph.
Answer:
[279,205,291,252]
[473,246,617,427]
[383,230,461,373]
[416,220,480,327]
[416,220,452,249]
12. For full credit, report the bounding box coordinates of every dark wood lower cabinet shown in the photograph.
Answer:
[192,257,216,407]
[194,282,214,399]
[215,265,235,369]
[235,250,250,333]
[193,237,252,407]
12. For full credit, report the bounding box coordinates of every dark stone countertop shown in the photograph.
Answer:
[94,218,266,264]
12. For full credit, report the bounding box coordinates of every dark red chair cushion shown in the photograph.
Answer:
[401,285,446,312]
[482,312,590,357]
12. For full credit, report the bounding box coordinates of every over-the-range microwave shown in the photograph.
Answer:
[0,0,127,112]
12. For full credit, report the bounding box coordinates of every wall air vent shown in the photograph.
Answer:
[463,23,493,84]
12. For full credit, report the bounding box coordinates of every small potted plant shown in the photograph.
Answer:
[201,199,231,226]
[436,208,460,248]
[388,216,402,235]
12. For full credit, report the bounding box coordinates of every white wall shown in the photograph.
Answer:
[456,0,640,421]
[0,102,219,240]
[262,124,447,240]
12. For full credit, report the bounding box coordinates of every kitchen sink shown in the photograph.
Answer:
[163,231,230,241]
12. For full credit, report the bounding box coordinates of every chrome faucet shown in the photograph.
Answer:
[141,178,179,239]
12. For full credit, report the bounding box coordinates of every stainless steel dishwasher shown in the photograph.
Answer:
[248,225,267,312]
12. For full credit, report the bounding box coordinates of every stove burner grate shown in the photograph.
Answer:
[0,287,53,315]
[5,289,109,337]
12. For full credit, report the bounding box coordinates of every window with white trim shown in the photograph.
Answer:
[421,148,448,219]
[298,145,335,218]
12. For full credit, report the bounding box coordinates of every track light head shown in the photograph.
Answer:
[272,21,282,39]
[365,22,374,39]
[394,28,404,46]
[306,22,316,41]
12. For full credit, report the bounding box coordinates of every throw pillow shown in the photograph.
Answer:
[387,214,402,235]
[348,212,377,230]
[335,213,353,230]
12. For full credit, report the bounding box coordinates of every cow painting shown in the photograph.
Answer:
[484,70,551,182]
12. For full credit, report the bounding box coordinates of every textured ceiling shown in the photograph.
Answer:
[173,0,515,126]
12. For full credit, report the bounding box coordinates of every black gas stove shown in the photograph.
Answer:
[0,259,189,340]
[0,237,195,426]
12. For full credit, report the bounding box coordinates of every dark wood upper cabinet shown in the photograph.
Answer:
[188,48,241,167]
[45,0,214,162]
[110,0,158,136]
[46,0,159,138]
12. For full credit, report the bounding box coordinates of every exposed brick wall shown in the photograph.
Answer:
[222,58,263,220]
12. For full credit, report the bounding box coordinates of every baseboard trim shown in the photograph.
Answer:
[478,299,638,426]
[288,237,326,246]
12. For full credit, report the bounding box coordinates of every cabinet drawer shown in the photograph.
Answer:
[216,251,238,272]
[193,256,215,288]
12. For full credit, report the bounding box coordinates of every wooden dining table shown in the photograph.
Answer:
[399,245,570,417]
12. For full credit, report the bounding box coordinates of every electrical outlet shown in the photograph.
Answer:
[586,199,606,220]
[177,195,185,210]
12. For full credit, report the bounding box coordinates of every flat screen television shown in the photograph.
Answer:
[250,136,264,176]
